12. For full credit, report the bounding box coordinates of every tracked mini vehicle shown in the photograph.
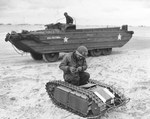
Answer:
[46,79,129,118]
[5,23,133,62]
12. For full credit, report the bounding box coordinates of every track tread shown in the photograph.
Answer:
[46,80,129,118]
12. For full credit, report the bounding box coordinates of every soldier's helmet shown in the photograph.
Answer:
[64,12,68,16]
[76,46,88,58]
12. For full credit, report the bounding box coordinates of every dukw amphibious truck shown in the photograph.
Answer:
[5,23,133,62]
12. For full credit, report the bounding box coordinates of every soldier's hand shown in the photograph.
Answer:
[77,67,82,72]
[69,67,77,73]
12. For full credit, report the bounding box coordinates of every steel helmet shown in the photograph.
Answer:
[64,12,68,16]
[76,46,88,57]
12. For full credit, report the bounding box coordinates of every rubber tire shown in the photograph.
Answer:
[30,52,43,60]
[93,49,103,56]
[43,53,59,62]
[89,50,95,57]
[89,49,102,57]
[102,48,112,55]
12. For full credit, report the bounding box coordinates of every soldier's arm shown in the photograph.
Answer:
[59,55,70,72]
[81,59,87,71]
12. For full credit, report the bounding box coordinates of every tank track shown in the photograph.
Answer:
[46,80,129,119]
[88,79,130,112]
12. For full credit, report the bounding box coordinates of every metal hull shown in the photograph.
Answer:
[5,25,133,54]
[46,79,129,118]
[5,24,134,62]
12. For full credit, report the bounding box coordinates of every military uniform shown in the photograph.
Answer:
[59,51,90,85]
[64,12,73,24]
[65,15,73,24]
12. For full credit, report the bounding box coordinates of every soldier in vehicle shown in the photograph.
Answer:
[64,12,73,24]
[59,46,90,86]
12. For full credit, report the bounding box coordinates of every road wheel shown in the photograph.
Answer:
[30,52,43,60]
[89,50,95,57]
[89,49,102,57]
[91,102,100,116]
[93,49,103,56]
[43,53,59,62]
[88,50,91,56]
[102,48,112,55]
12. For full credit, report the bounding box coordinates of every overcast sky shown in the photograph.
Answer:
[0,0,150,26]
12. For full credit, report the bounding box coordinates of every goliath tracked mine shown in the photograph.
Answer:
[46,79,130,118]
[5,23,134,62]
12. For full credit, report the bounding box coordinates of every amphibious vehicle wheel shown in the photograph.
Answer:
[89,49,102,57]
[89,50,94,57]
[102,48,112,55]
[30,52,43,60]
[93,49,103,56]
[43,53,59,62]
[88,50,91,56]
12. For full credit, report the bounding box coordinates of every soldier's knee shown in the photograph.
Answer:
[85,72,90,80]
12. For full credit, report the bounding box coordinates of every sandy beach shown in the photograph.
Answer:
[0,25,150,119]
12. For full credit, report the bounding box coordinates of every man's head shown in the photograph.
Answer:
[75,46,88,59]
[64,12,68,16]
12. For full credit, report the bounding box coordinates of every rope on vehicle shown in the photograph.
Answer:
[11,44,25,55]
